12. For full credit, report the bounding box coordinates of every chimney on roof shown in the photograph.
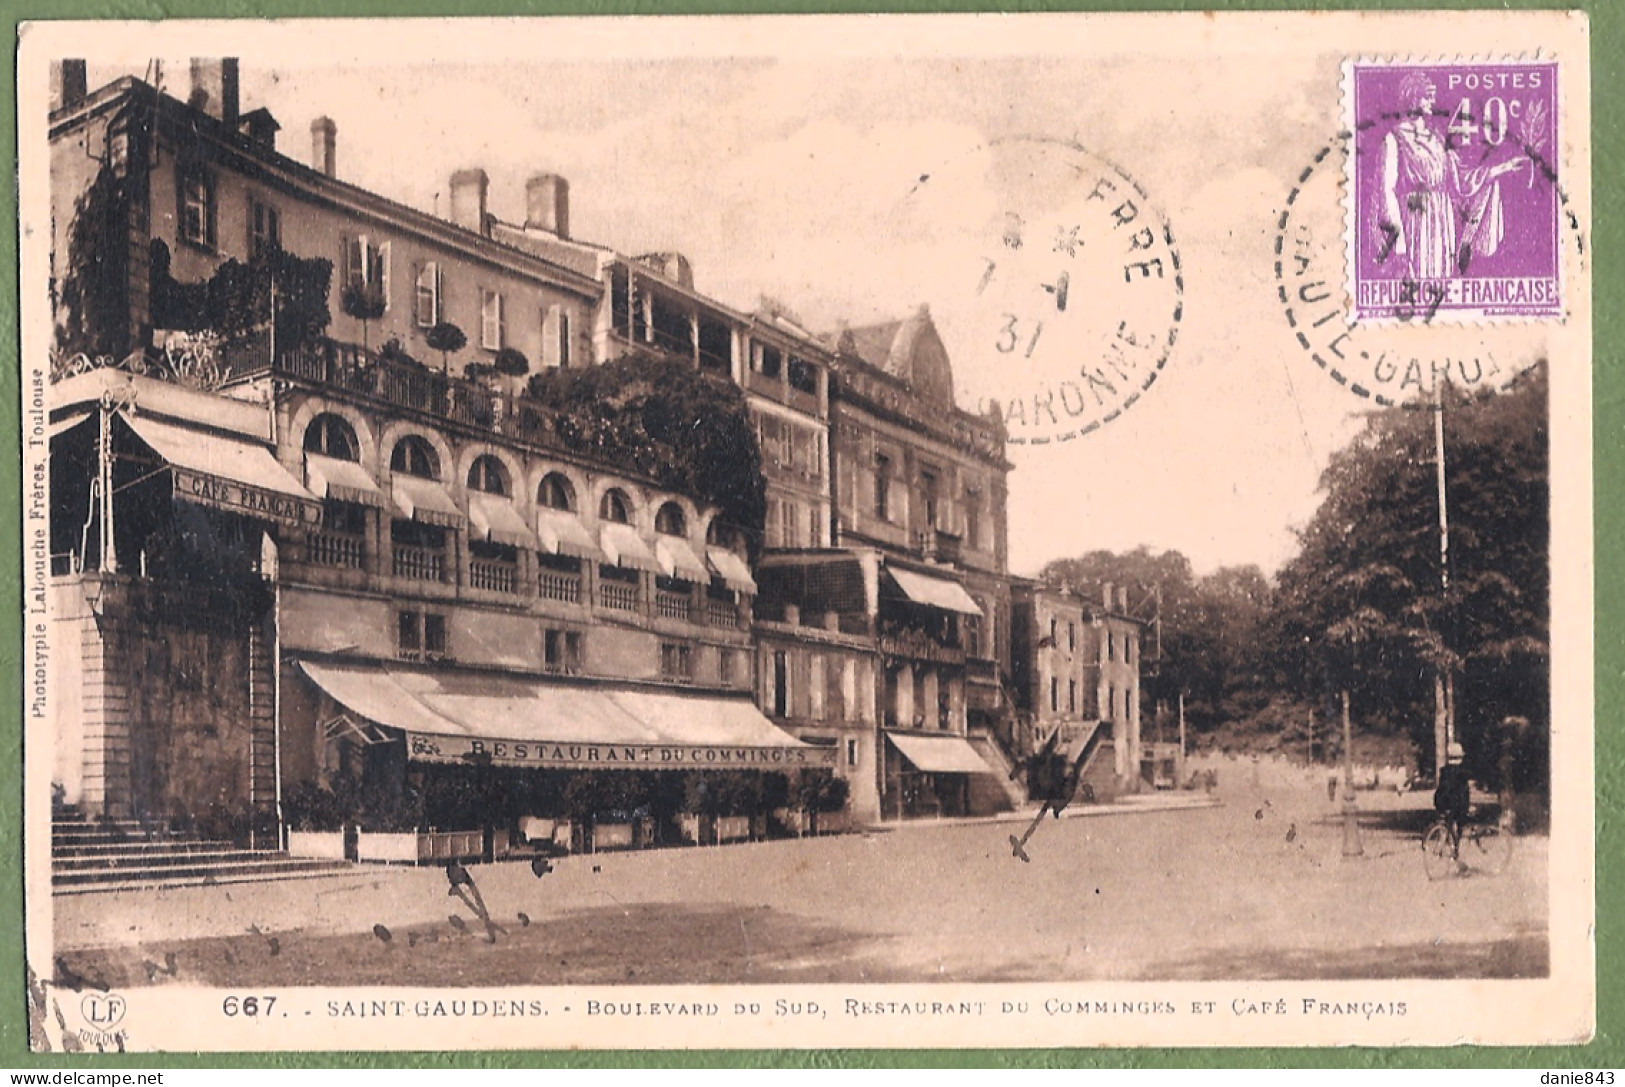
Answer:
[58,60,87,111]
[1101,582,1113,610]
[311,117,336,177]
[188,58,239,129]
[450,168,490,236]
[525,173,570,239]
[240,108,280,151]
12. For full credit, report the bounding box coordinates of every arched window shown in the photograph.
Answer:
[390,435,439,479]
[706,519,742,552]
[303,413,359,461]
[654,501,686,537]
[538,473,574,512]
[467,454,508,496]
[599,488,632,524]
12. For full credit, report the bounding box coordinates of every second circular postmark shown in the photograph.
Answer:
[895,137,1184,446]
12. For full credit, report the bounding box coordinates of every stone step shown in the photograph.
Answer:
[51,829,188,847]
[52,855,352,890]
[53,844,254,866]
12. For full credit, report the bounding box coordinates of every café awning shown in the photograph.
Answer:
[121,414,322,529]
[886,731,997,775]
[884,565,983,617]
[391,475,463,528]
[304,452,384,507]
[599,522,662,573]
[655,535,710,581]
[296,660,834,770]
[537,509,602,560]
[469,492,538,548]
[705,547,757,594]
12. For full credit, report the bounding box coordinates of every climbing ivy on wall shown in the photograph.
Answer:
[57,165,132,360]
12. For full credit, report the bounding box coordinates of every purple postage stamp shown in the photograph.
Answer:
[1344,59,1561,323]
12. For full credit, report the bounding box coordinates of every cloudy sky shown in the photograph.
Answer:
[64,12,1576,579]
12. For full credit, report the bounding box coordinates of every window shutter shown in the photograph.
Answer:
[559,310,572,368]
[497,293,505,349]
[541,305,558,368]
[379,242,392,311]
[340,235,354,288]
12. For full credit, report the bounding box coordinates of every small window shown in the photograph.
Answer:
[424,614,447,657]
[1125,637,1133,664]
[481,289,505,350]
[415,262,441,328]
[718,649,736,685]
[179,167,215,248]
[599,488,631,524]
[1068,622,1076,653]
[1049,618,1058,645]
[753,343,783,378]
[398,610,448,660]
[1050,676,1059,713]
[1108,632,1116,662]
[467,454,508,496]
[655,502,686,537]
[543,305,572,369]
[787,356,818,395]
[772,650,790,717]
[874,454,891,521]
[964,488,981,550]
[543,629,583,674]
[343,235,389,303]
[660,642,694,681]
[539,473,574,512]
[321,500,366,536]
[846,738,859,768]
[1068,679,1077,714]
[919,469,939,530]
[249,198,280,260]
[303,413,359,461]
[390,436,438,479]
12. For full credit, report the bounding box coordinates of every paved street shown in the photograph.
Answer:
[53,756,1547,985]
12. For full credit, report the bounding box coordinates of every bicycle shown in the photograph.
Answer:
[1421,810,1514,880]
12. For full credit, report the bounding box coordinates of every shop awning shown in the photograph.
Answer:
[655,536,710,582]
[706,547,757,594]
[599,522,662,572]
[886,731,997,775]
[304,453,384,507]
[537,509,602,560]
[469,492,538,548]
[391,475,463,528]
[122,414,322,529]
[296,660,835,770]
[885,566,983,617]
[48,411,93,439]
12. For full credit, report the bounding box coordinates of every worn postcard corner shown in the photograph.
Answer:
[16,10,1593,1054]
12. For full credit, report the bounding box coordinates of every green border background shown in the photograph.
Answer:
[1,0,1615,1070]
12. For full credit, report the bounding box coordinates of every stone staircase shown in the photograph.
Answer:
[52,807,351,894]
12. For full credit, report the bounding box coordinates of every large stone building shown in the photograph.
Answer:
[41,58,1141,854]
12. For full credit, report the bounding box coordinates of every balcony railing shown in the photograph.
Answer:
[469,559,519,594]
[538,571,581,604]
[599,582,639,613]
[393,544,445,582]
[707,600,742,629]
[655,590,692,621]
[305,530,364,570]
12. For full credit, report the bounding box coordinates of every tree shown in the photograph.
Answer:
[341,281,387,354]
[57,165,132,360]
[1270,366,1548,778]
[424,321,467,373]
[493,346,530,377]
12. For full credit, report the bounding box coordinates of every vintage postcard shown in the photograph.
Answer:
[17,11,1592,1052]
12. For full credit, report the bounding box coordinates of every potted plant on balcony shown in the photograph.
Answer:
[341,281,387,356]
[424,320,467,375]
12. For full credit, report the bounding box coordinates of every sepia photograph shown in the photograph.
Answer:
[17,12,1593,1052]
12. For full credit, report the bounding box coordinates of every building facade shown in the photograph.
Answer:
[43,58,1141,846]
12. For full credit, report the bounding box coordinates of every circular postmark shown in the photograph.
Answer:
[895,137,1183,445]
[1276,60,1586,409]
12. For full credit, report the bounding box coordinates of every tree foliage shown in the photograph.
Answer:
[1272,367,1548,776]
[526,355,767,555]
[150,239,332,351]
[1039,366,1547,785]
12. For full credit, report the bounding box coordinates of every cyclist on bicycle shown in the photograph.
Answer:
[1433,741,1471,857]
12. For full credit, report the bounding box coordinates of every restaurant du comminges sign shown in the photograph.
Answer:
[407,732,839,769]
